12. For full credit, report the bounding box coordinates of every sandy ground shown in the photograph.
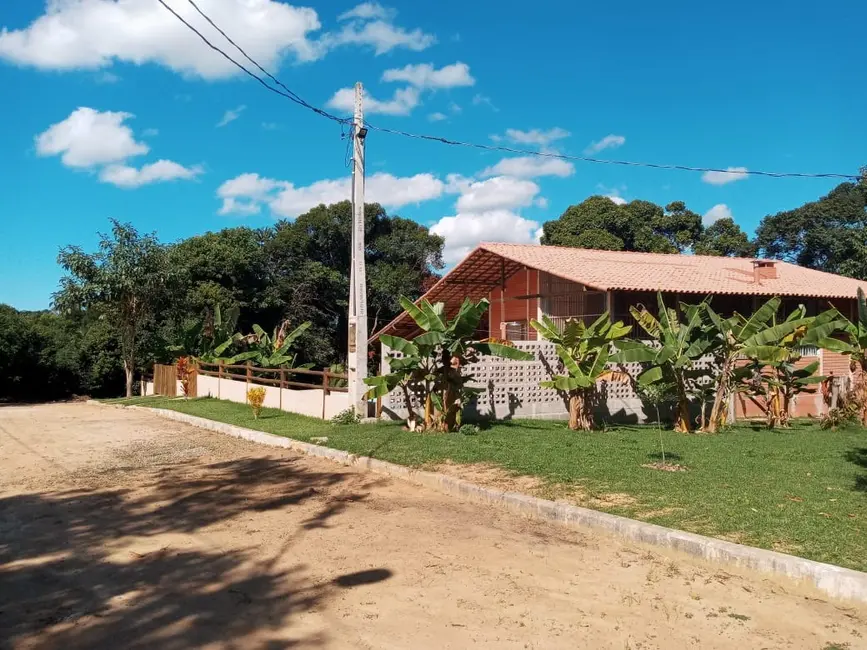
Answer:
[0,403,865,650]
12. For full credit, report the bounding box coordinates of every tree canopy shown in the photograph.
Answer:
[755,181,867,278]
[540,196,705,253]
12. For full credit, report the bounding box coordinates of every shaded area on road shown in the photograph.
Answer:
[0,455,391,649]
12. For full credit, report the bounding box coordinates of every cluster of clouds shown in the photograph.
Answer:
[8,1,755,263]
[215,129,580,262]
[327,61,475,116]
[35,107,202,188]
[0,0,436,80]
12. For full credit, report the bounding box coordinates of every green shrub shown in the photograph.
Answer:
[458,423,480,436]
[331,408,360,426]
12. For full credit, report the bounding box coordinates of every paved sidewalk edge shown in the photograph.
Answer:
[95,401,867,604]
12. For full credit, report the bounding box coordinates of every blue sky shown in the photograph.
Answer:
[1,0,864,310]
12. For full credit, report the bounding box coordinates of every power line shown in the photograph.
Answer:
[362,122,860,181]
[156,0,348,125]
[159,0,858,182]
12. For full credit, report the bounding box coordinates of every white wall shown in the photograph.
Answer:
[195,374,350,420]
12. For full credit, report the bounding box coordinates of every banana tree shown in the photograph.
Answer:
[241,320,313,368]
[805,288,867,425]
[530,312,631,431]
[701,297,836,432]
[738,305,831,428]
[614,293,716,432]
[365,296,533,432]
[169,303,242,360]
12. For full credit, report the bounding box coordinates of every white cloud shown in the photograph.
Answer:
[701,167,749,185]
[99,160,203,188]
[338,2,395,21]
[703,203,733,225]
[217,105,246,127]
[456,176,540,213]
[382,62,474,89]
[480,156,574,179]
[217,171,445,217]
[472,94,497,111]
[584,134,626,155]
[431,210,541,264]
[35,106,200,188]
[323,6,435,56]
[35,107,149,168]
[95,71,120,84]
[496,127,570,147]
[606,195,627,206]
[428,112,447,122]
[0,0,322,79]
[327,86,419,116]
[449,102,461,114]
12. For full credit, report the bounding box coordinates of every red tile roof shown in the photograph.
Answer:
[373,243,866,340]
[480,243,867,299]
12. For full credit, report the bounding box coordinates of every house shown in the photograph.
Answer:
[374,243,867,422]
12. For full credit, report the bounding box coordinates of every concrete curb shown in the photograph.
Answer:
[94,401,867,604]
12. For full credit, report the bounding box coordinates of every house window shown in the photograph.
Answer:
[503,320,528,341]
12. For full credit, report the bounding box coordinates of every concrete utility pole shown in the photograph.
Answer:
[347,82,368,417]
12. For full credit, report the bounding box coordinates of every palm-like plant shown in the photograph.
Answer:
[240,320,313,368]
[614,293,715,432]
[737,305,836,428]
[530,312,631,431]
[806,289,867,426]
[365,297,533,432]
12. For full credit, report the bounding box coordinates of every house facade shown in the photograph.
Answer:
[375,244,865,423]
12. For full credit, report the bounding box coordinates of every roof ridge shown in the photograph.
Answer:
[479,241,761,262]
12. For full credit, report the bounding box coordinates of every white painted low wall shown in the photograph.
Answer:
[195,374,349,420]
[141,380,183,396]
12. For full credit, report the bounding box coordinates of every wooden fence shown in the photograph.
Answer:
[195,360,348,419]
[153,363,177,396]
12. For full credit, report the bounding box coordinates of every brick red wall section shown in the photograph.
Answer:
[489,268,538,340]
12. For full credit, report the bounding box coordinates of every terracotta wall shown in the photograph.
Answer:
[488,268,539,340]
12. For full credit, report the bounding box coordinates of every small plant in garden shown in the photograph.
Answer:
[636,381,686,471]
[458,423,480,435]
[247,387,266,419]
[364,296,532,432]
[531,312,632,431]
[176,356,194,397]
[820,400,860,430]
[330,408,361,425]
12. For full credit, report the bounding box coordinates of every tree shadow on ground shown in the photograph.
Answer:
[0,456,391,649]
[845,447,867,493]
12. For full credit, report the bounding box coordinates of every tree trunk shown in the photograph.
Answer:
[567,392,593,431]
[858,360,867,428]
[707,361,730,433]
[124,359,134,398]
[674,381,692,433]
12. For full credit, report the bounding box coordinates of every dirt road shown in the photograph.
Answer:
[0,403,864,649]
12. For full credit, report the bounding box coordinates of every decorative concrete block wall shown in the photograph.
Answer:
[381,341,650,423]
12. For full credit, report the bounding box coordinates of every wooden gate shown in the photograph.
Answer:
[153,364,177,396]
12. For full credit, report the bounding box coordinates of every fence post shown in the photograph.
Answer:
[279,368,285,410]
[321,370,330,420]
[218,361,223,399]
[245,361,252,403]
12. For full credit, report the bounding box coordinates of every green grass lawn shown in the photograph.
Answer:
[106,395,867,572]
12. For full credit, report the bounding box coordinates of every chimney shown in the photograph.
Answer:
[752,259,778,284]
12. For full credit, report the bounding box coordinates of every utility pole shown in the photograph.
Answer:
[347,82,368,417]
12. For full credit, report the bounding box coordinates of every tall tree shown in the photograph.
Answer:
[541,196,703,253]
[55,220,170,397]
[694,217,756,257]
[755,181,867,278]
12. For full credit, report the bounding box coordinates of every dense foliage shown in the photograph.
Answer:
[365,297,532,432]
[1,202,442,401]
